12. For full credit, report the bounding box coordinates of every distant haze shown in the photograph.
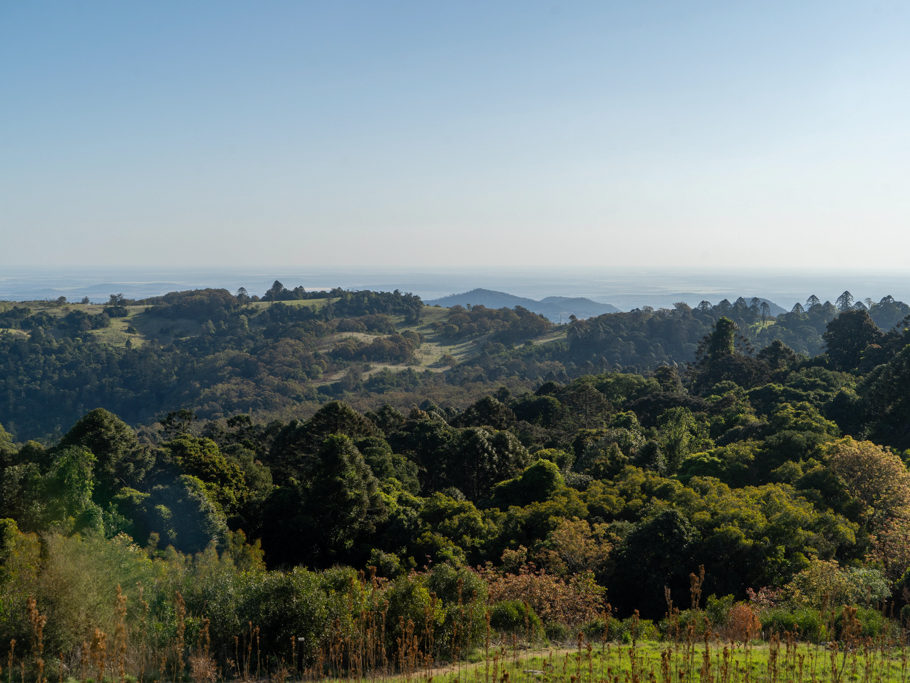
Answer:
[2,266,910,313]
[3,2,910,269]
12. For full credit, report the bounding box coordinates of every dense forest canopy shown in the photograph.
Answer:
[3,284,910,675]
[1,286,907,443]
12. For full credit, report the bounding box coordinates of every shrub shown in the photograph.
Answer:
[583,614,658,643]
[368,548,404,578]
[489,600,543,639]
[544,621,570,643]
[761,607,825,642]
[722,603,761,642]
[384,572,442,658]
[833,605,894,640]
[236,568,330,665]
[13,532,158,657]
[786,558,890,609]
[477,564,604,628]
[426,563,488,659]
[705,594,736,627]
[613,616,659,644]
[581,616,613,642]
[665,595,738,639]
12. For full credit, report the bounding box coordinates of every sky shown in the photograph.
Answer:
[2,1,909,269]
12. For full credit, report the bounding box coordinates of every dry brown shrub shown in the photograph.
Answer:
[476,562,604,627]
[721,603,761,643]
[188,654,217,683]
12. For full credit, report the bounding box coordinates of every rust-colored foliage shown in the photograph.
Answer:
[477,562,605,627]
[721,603,761,643]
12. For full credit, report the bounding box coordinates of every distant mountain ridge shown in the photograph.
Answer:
[426,288,620,321]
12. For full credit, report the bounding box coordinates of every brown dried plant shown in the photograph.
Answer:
[114,585,128,683]
[188,618,216,683]
[174,592,186,683]
[26,597,46,683]
[90,628,106,683]
[8,639,16,683]
[723,603,761,643]
[478,562,604,628]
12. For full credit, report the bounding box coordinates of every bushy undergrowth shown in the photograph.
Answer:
[489,600,543,639]
[3,522,907,682]
[0,525,496,678]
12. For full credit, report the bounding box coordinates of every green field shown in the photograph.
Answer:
[249,297,338,310]
[312,639,910,682]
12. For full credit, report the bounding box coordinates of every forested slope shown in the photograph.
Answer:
[1,285,907,442]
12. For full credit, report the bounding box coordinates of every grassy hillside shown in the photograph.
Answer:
[2,287,907,442]
[0,293,563,440]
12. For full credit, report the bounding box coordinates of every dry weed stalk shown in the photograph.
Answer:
[90,628,106,683]
[8,639,16,683]
[689,565,706,611]
[188,617,216,683]
[26,597,46,683]
[136,583,150,683]
[174,592,186,683]
[79,640,88,682]
[114,585,128,683]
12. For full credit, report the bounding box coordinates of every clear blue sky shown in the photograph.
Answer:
[2,1,909,268]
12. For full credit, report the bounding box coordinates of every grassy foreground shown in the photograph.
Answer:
[311,638,910,682]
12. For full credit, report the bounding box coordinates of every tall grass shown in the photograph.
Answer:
[5,580,910,682]
[3,532,910,681]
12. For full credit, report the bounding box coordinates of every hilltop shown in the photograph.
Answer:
[426,288,620,321]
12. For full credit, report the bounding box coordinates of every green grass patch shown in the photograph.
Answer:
[313,639,910,682]
[88,318,145,348]
[249,297,337,310]
[530,329,568,345]
[0,328,28,338]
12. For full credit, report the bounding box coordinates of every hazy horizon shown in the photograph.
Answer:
[4,264,910,312]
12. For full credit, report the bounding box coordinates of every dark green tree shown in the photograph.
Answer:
[162,435,247,514]
[691,318,768,393]
[0,424,15,467]
[608,509,699,617]
[388,412,456,492]
[43,446,99,528]
[269,401,379,479]
[490,459,564,508]
[141,475,228,553]
[835,290,854,312]
[58,408,153,501]
[262,435,387,567]
[862,345,910,447]
[0,462,45,529]
[654,365,684,393]
[262,280,288,302]
[306,435,387,561]
[657,407,710,474]
[823,309,882,371]
[452,396,515,430]
[756,340,800,374]
[706,317,736,359]
[442,427,530,500]
[159,409,197,440]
